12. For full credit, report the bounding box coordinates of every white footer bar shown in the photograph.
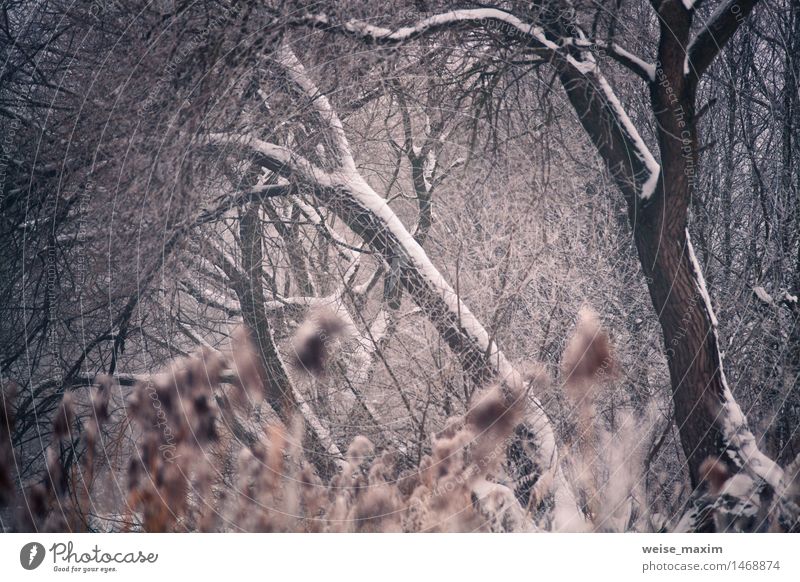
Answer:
[1,533,796,581]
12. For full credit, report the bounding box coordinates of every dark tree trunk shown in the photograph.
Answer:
[238,203,296,415]
[552,0,769,487]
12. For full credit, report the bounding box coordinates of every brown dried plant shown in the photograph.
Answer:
[0,309,738,533]
[1,314,547,532]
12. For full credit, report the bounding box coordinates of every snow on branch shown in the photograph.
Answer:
[595,77,661,200]
[208,44,592,523]
[267,140,582,524]
[685,230,784,491]
[275,45,356,174]
[579,39,657,82]
[294,7,660,201]
[196,183,293,225]
[299,9,537,44]
[207,132,332,186]
[753,286,773,306]
[325,171,582,527]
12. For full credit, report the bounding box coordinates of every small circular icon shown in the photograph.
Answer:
[20,542,46,570]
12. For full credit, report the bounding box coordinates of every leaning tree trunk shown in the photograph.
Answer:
[208,39,584,521]
[280,0,788,529]
[640,0,780,488]
[545,0,783,492]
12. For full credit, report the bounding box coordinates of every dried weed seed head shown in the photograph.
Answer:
[45,445,68,496]
[20,482,50,530]
[436,416,465,440]
[230,326,265,406]
[91,375,112,425]
[429,429,471,481]
[466,382,524,475]
[0,381,17,506]
[350,484,402,532]
[467,384,520,438]
[298,462,327,524]
[346,435,374,468]
[699,457,732,496]
[1,380,17,433]
[264,425,289,489]
[52,392,75,440]
[396,468,422,498]
[290,308,347,376]
[368,451,396,485]
[562,307,615,404]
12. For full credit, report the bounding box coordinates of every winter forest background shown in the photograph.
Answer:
[1,0,799,533]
